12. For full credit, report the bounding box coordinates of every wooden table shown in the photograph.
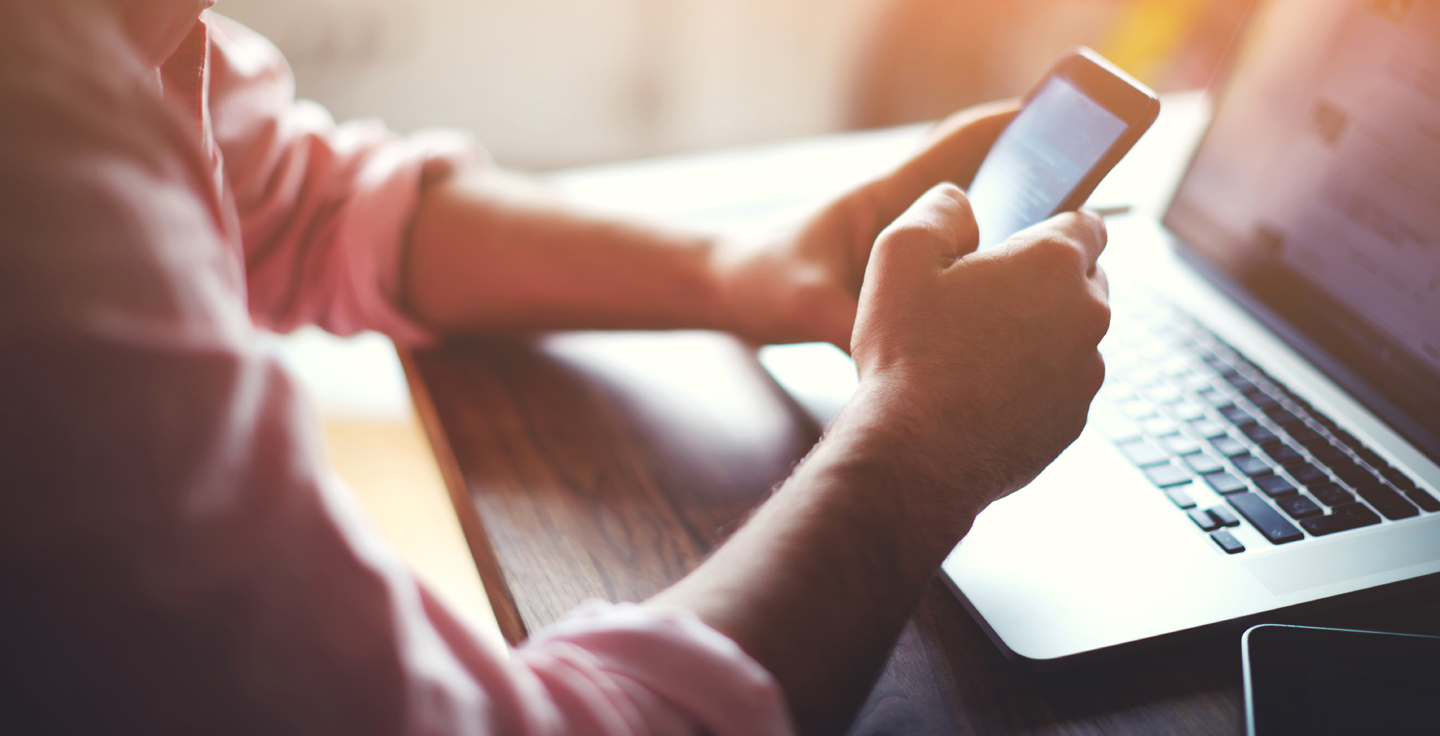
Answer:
[402,96,1440,734]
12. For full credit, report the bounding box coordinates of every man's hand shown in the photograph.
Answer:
[710,102,1017,349]
[654,183,1110,735]
[846,182,1110,519]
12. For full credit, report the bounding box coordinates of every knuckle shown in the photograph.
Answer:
[878,220,941,252]
[1076,208,1106,232]
[1087,297,1113,342]
[1086,352,1107,396]
[1049,210,1107,256]
[932,180,967,201]
[923,183,975,225]
[1033,235,1087,271]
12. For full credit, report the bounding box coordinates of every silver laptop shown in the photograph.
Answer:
[766,0,1440,669]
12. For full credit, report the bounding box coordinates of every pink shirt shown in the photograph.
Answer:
[0,2,789,734]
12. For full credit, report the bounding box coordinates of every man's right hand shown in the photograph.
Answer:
[844,182,1111,525]
[650,182,1111,736]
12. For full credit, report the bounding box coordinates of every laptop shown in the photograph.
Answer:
[762,0,1440,669]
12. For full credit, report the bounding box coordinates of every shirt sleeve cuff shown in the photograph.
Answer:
[334,127,483,347]
[518,600,793,736]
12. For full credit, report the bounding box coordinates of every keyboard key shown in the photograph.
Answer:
[1261,441,1303,465]
[1207,506,1240,527]
[1226,375,1258,393]
[1127,367,1163,388]
[1190,418,1228,439]
[1352,480,1419,520]
[1332,463,1371,487]
[1228,493,1305,544]
[1118,399,1158,419]
[1118,439,1169,467]
[1275,495,1323,519]
[1309,482,1354,507]
[1403,487,1440,513]
[1205,472,1248,495]
[1220,406,1256,426]
[1241,424,1279,444]
[1144,464,1192,488]
[1092,406,1143,443]
[1163,435,1202,455]
[1197,388,1232,408]
[1255,475,1297,498]
[1299,503,1382,536]
[1188,508,1220,531]
[1141,417,1180,436]
[1158,358,1192,377]
[1178,374,1215,393]
[1211,436,1248,457]
[1206,357,1236,376]
[1310,444,1348,466]
[1264,407,1302,426]
[1144,385,1183,404]
[1168,401,1206,421]
[1332,427,1359,447]
[1284,461,1327,486]
[1211,530,1246,554]
[1355,447,1385,467]
[1378,466,1417,491]
[1245,390,1279,410]
[1184,453,1224,474]
[1232,454,1272,477]
[1164,486,1197,509]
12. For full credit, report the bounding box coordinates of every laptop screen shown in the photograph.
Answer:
[1165,0,1440,462]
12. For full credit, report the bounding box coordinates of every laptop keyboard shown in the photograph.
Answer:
[1091,292,1440,555]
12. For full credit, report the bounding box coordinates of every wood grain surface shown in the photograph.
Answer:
[407,330,1440,736]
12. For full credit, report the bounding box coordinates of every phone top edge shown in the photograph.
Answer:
[1070,45,1159,103]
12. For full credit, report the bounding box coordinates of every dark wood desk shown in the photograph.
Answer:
[404,330,1439,736]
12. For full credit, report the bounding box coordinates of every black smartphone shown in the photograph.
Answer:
[1243,624,1440,736]
[966,46,1160,250]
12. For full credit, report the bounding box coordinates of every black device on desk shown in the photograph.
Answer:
[966,46,1159,250]
[1243,624,1440,736]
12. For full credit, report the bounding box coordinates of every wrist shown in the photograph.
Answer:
[704,233,770,339]
[802,385,994,564]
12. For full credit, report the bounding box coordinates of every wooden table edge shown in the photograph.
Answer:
[398,346,529,646]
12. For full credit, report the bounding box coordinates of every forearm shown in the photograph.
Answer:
[650,387,987,735]
[404,167,731,334]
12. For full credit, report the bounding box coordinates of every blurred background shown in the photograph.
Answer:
[218,0,1252,171]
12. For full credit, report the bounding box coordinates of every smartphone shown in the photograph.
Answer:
[1243,624,1440,736]
[966,47,1160,250]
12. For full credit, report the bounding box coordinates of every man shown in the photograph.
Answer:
[0,1,1109,734]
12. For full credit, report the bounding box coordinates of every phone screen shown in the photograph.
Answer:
[967,76,1130,249]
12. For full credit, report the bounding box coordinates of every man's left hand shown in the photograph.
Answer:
[710,101,1016,349]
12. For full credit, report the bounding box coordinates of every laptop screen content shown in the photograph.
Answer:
[1165,0,1440,461]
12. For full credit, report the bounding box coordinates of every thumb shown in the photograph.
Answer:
[871,183,980,275]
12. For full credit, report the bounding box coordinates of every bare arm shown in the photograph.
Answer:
[652,187,1112,734]
[404,169,731,334]
[402,104,1018,347]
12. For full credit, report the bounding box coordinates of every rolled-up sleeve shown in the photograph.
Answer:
[0,4,791,735]
[207,14,474,345]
